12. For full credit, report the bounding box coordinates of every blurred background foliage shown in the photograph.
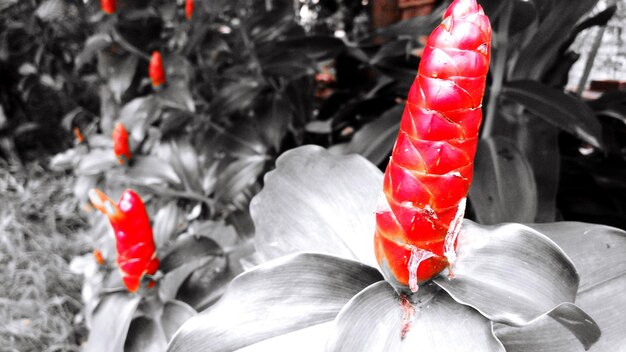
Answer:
[0,0,625,350]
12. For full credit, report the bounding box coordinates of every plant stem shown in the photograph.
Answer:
[482,1,511,140]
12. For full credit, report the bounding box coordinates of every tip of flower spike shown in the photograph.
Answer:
[89,189,123,221]
[444,0,479,19]
[149,51,166,88]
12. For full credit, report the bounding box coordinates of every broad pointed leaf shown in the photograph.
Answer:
[469,136,537,224]
[167,253,382,352]
[527,222,626,291]
[495,302,601,351]
[76,149,117,176]
[84,292,141,352]
[161,300,196,342]
[127,155,181,186]
[250,145,382,267]
[238,322,333,352]
[153,201,187,248]
[160,235,222,273]
[35,0,65,22]
[155,140,202,193]
[159,256,226,304]
[511,0,598,80]
[495,222,626,351]
[118,97,160,142]
[502,80,602,148]
[125,316,167,352]
[98,52,138,103]
[76,34,112,69]
[158,81,195,112]
[174,240,254,311]
[327,281,505,352]
[434,220,579,326]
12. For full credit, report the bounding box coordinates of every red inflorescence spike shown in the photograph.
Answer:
[374,0,491,294]
[112,122,131,164]
[149,51,166,88]
[100,0,116,15]
[89,189,160,293]
[185,0,194,20]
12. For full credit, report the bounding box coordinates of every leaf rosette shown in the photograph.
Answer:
[168,145,626,351]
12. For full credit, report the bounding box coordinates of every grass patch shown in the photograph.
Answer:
[0,161,90,351]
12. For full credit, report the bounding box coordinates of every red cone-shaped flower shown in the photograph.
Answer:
[185,0,194,20]
[112,122,131,164]
[149,51,166,88]
[73,127,85,144]
[374,0,491,293]
[100,0,115,14]
[89,189,160,293]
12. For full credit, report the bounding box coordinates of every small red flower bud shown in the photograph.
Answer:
[185,0,194,20]
[374,0,492,293]
[100,0,116,14]
[89,189,160,293]
[93,249,105,265]
[149,51,166,88]
[73,127,85,144]
[112,122,131,164]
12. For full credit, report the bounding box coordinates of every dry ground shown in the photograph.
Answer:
[0,160,90,351]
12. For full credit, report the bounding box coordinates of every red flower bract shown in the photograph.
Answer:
[185,0,194,20]
[374,0,491,293]
[89,189,160,293]
[112,122,130,164]
[100,0,115,14]
[149,51,166,88]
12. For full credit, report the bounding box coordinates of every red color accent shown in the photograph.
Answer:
[374,0,491,290]
[73,127,85,144]
[185,0,194,20]
[149,51,166,88]
[93,249,105,265]
[100,0,115,14]
[112,122,131,164]
[90,189,159,293]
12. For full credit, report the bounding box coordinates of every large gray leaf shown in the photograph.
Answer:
[76,149,118,176]
[167,253,382,352]
[97,52,138,103]
[502,81,602,149]
[527,222,626,291]
[250,145,383,267]
[469,136,537,224]
[153,201,187,248]
[125,316,168,352]
[237,322,333,352]
[495,222,626,351]
[84,292,141,352]
[434,220,579,326]
[126,155,182,186]
[327,281,505,352]
[161,300,196,342]
[76,33,112,69]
